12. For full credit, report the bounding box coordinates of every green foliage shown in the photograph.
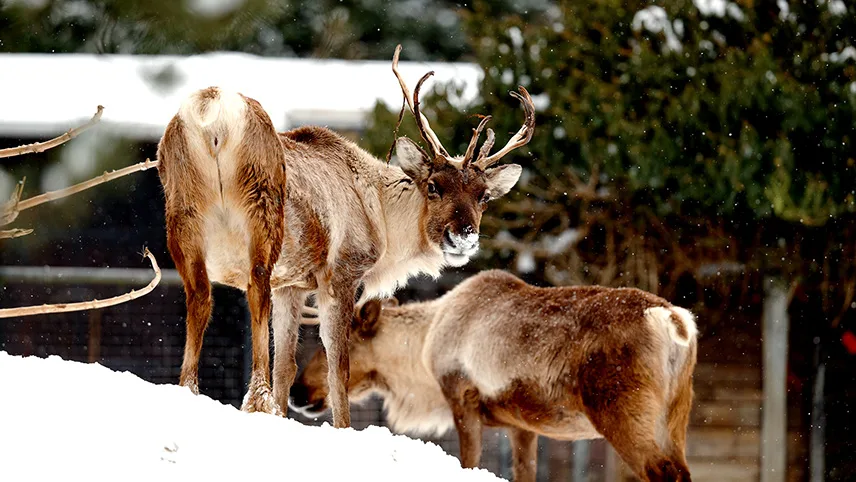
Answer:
[364,0,855,225]
[0,0,550,60]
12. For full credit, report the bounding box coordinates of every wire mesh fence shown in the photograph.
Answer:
[0,268,611,482]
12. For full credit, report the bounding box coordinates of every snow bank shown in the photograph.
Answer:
[0,352,501,482]
[0,52,481,140]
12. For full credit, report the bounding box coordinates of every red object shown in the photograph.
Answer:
[842,331,856,355]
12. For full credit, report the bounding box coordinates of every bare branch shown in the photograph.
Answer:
[1,178,26,226]
[2,158,160,227]
[0,228,33,239]
[0,248,162,319]
[302,306,319,317]
[299,305,320,325]
[0,106,104,159]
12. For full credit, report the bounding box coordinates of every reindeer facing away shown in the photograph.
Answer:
[156,46,535,426]
[291,270,698,482]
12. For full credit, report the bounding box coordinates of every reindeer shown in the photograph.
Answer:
[156,46,535,426]
[291,270,698,481]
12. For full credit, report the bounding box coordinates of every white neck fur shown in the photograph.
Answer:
[359,163,445,300]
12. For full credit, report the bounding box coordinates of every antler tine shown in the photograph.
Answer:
[461,115,492,169]
[475,86,536,170]
[391,44,451,159]
[477,128,496,163]
[391,45,415,115]
[413,71,446,158]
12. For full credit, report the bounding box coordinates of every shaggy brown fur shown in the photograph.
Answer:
[157,84,532,426]
[292,271,697,481]
[158,88,285,414]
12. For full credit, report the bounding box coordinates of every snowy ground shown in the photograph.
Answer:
[0,352,500,482]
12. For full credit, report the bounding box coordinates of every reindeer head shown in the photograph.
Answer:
[289,299,390,417]
[391,45,535,267]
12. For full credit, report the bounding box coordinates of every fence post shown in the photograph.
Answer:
[572,440,590,482]
[761,277,789,482]
[536,438,549,482]
[810,341,826,482]
[87,309,102,363]
[604,443,621,482]
[241,296,252,399]
[498,431,512,480]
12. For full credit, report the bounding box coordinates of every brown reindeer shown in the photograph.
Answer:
[291,270,698,481]
[156,47,535,425]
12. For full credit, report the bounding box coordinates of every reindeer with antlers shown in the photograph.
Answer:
[156,46,535,426]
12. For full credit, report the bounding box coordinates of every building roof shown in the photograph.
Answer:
[0,52,482,140]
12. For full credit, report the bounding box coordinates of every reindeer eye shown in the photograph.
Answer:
[479,192,491,205]
[426,182,439,197]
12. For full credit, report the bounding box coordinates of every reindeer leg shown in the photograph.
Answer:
[509,428,538,482]
[272,287,306,411]
[167,213,211,395]
[440,373,483,469]
[583,385,689,482]
[316,272,358,428]
[241,227,283,415]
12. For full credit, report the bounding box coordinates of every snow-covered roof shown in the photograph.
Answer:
[0,52,482,140]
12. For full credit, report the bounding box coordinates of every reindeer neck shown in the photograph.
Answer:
[373,301,454,436]
[359,160,444,298]
[374,164,428,248]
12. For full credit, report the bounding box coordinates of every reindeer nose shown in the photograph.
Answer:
[462,225,476,236]
[443,226,455,245]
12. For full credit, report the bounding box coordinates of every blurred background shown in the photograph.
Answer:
[1,0,854,480]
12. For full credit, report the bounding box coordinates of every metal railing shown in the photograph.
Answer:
[0,265,183,287]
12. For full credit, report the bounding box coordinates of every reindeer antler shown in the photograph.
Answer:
[391,46,535,170]
[474,86,536,170]
[460,115,492,170]
[391,45,451,160]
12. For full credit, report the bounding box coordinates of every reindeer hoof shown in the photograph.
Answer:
[179,379,200,395]
[241,382,284,416]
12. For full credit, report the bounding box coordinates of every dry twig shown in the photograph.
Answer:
[0,249,162,319]
[0,228,34,240]
[1,158,160,230]
[0,106,104,159]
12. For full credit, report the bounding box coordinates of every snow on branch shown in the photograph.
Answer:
[0,249,162,319]
[0,106,104,159]
[632,6,683,53]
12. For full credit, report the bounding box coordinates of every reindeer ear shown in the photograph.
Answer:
[484,164,522,199]
[394,137,430,179]
[355,299,383,337]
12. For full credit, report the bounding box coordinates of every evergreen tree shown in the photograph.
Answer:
[0,0,550,60]
[363,0,856,320]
